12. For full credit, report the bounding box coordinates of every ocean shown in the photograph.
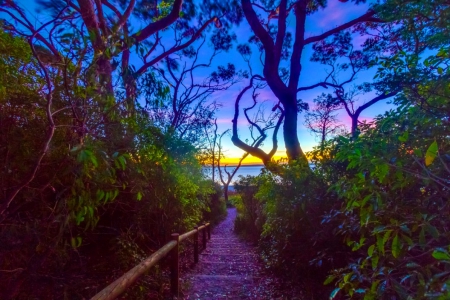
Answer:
[203,165,264,184]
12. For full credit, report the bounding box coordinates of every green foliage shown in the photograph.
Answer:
[233,175,264,243]
[233,163,347,298]
[327,100,450,299]
[203,180,227,225]
[0,29,218,298]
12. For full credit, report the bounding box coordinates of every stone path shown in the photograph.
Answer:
[181,208,273,299]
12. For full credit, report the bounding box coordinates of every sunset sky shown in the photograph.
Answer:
[204,0,394,165]
[7,0,395,166]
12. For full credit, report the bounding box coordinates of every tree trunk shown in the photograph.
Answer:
[351,115,359,140]
[223,185,229,203]
[283,98,308,164]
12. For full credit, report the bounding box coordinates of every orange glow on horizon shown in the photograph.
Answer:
[220,154,288,166]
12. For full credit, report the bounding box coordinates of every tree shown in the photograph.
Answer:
[231,0,384,164]
[232,75,285,166]
[1,0,241,146]
[0,27,57,217]
[0,28,219,299]
[0,0,242,215]
[304,93,344,151]
[309,31,400,138]
[217,130,247,203]
[146,36,244,146]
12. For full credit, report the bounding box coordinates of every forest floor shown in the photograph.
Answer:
[180,208,304,299]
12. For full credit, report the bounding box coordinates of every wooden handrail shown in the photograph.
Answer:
[91,222,210,300]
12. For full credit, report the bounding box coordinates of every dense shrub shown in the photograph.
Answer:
[203,180,227,226]
[325,104,450,299]
[234,101,450,299]
[233,175,264,243]
[0,31,219,299]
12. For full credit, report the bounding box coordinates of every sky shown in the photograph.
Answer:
[3,0,395,166]
[206,0,395,165]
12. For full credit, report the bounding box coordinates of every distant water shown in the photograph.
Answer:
[203,165,264,184]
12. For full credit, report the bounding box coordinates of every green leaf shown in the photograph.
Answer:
[137,191,143,201]
[413,149,423,157]
[419,227,426,247]
[324,275,335,285]
[426,224,439,239]
[368,245,375,257]
[398,131,409,142]
[71,236,82,248]
[372,255,379,270]
[377,230,392,255]
[96,190,105,201]
[392,233,401,258]
[118,156,126,170]
[87,206,94,217]
[432,248,450,260]
[425,141,438,166]
[401,234,413,247]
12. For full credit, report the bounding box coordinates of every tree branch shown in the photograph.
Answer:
[355,90,399,116]
[288,1,307,91]
[304,11,380,45]
[274,0,287,64]
[132,0,183,43]
[135,17,216,76]
[231,75,278,165]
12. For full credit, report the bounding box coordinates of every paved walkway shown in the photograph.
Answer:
[181,208,273,299]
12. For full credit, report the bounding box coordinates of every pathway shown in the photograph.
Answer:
[181,208,273,299]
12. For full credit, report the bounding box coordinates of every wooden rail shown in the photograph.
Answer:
[91,222,211,300]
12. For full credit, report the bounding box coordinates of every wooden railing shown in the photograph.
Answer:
[91,222,211,300]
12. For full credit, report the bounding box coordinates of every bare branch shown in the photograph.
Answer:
[136,17,217,76]
[304,11,380,45]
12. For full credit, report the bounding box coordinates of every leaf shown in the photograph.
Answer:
[398,131,409,142]
[419,227,426,247]
[372,255,379,270]
[426,224,439,239]
[96,190,105,201]
[87,206,94,217]
[71,236,82,248]
[137,191,143,201]
[324,275,335,285]
[70,145,81,152]
[413,148,423,157]
[377,230,392,255]
[392,233,401,258]
[89,153,98,167]
[368,245,375,257]
[432,248,450,260]
[425,141,438,166]
[330,288,341,299]
[401,234,413,247]
[118,156,126,170]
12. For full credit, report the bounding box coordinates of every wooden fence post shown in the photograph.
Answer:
[194,226,199,263]
[207,223,211,240]
[170,233,179,298]
[202,223,207,250]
